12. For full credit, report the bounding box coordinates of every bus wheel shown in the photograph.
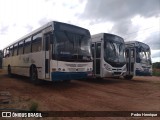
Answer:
[8,65,12,77]
[30,66,39,84]
[63,80,71,83]
[124,75,133,80]
[114,76,120,79]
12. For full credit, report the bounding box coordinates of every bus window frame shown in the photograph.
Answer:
[18,40,24,55]
[24,37,31,54]
[31,32,42,52]
[13,43,18,56]
[9,46,13,57]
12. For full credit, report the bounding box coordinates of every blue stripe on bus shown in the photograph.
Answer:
[135,70,152,76]
[51,72,88,81]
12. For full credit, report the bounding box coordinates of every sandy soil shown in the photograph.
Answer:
[0,70,160,120]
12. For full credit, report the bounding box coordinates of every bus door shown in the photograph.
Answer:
[91,43,96,75]
[92,42,101,76]
[125,47,135,76]
[44,33,52,79]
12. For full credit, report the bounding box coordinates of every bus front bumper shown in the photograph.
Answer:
[102,69,126,78]
[51,71,92,81]
[135,70,152,76]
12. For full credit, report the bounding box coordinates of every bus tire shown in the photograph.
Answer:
[63,80,71,83]
[30,65,39,85]
[114,76,120,79]
[124,75,133,80]
[8,65,12,77]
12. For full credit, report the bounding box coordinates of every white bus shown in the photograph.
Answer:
[125,41,152,79]
[91,33,126,78]
[3,21,93,84]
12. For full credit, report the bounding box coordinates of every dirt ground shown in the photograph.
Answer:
[0,69,160,120]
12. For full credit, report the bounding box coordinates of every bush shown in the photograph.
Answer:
[29,101,38,111]
[153,62,160,69]
[152,69,160,76]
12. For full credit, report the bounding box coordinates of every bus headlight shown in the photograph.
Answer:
[58,68,61,71]
[104,64,112,71]
[57,68,65,71]
[136,67,143,71]
[52,68,56,72]
[123,66,127,71]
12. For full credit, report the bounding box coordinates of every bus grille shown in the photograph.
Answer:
[114,72,121,75]
[65,64,76,67]
[68,68,85,72]
[65,64,87,67]
[77,64,87,67]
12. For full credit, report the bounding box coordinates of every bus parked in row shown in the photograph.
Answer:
[91,33,126,78]
[3,21,93,83]
[125,41,152,79]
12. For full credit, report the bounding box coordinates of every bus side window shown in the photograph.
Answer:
[32,32,42,52]
[13,43,18,56]
[136,50,140,62]
[91,44,95,58]
[9,46,13,57]
[5,48,9,57]
[24,37,31,54]
[131,49,134,58]
[3,49,6,58]
[96,43,101,58]
[44,33,51,51]
[18,41,24,55]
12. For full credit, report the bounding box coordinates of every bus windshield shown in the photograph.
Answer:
[54,31,92,62]
[139,48,152,65]
[104,39,126,67]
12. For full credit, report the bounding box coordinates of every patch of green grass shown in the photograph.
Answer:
[152,71,160,76]
[29,101,38,111]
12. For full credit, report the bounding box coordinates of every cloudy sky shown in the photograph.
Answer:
[0,0,160,62]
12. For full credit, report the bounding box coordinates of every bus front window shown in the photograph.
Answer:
[139,48,152,65]
[54,31,92,62]
[104,40,126,67]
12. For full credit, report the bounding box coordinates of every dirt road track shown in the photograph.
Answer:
[0,70,160,120]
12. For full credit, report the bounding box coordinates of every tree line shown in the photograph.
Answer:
[152,62,160,69]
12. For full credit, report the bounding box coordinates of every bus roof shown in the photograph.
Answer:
[91,33,122,38]
[3,21,90,49]
[91,33,124,42]
[3,21,53,49]
[125,41,150,49]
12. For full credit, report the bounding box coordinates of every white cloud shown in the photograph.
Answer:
[0,0,86,49]
[89,22,113,35]
[0,0,159,62]
[152,57,160,63]
[131,16,160,42]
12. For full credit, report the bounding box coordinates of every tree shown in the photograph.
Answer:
[152,62,160,69]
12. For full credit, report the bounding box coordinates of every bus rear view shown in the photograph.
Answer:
[91,33,126,78]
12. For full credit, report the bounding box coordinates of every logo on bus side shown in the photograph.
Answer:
[23,57,29,63]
